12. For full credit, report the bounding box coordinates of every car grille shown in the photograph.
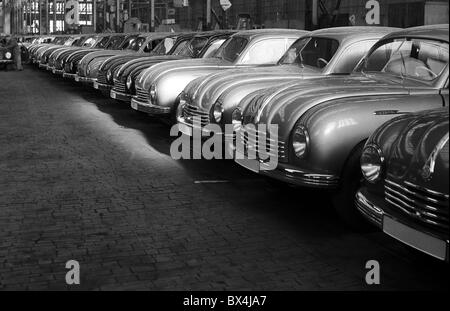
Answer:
[135,87,149,103]
[97,72,108,84]
[239,125,286,161]
[182,104,209,127]
[385,179,449,232]
[113,79,126,93]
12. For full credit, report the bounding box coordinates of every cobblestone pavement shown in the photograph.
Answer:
[0,66,448,291]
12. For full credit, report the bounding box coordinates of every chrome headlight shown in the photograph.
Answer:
[106,69,113,83]
[86,67,91,76]
[231,107,242,131]
[292,125,309,158]
[361,144,384,183]
[212,101,224,123]
[5,52,12,59]
[150,84,157,101]
[126,75,133,90]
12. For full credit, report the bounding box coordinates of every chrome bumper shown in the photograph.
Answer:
[234,152,340,189]
[93,81,112,91]
[130,98,171,115]
[110,89,132,102]
[53,68,64,75]
[355,189,384,227]
[0,60,13,64]
[75,75,95,85]
[176,116,217,136]
[356,188,449,262]
[62,72,77,79]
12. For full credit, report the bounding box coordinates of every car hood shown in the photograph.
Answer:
[137,58,228,89]
[184,65,322,112]
[78,50,136,76]
[380,108,449,195]
[66,49,101,62]
[118,55,188,80]
[243,75,414,129]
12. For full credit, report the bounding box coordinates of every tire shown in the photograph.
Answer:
[332,142,373,231]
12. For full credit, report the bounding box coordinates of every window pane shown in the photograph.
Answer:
[240,38,295,65]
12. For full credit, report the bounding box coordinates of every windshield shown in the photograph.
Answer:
[279,37,339,70]
[82,37,97,48]
[63,37,76,46]
[215,36,248,63]
[239,38,296,65]
[360,38,449,83]
[201,38,226,58]
[73,37,88,47]
[171,40,190,55]
[151,37,176,55]
[94,36,110,49]
[120,36,138,49]
[106,36,125,50]
[127,36,147,51]
[176,37,209,57]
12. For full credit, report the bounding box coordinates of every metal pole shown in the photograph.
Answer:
[53,0,56,33]
[312,0,318,27]
[38,0,41,34]
[150,0,154,32]
[116,0,120,32]
[45,0,48,34]
[103,0,106,31]
[93,0,96,32]
[206,0,211,30]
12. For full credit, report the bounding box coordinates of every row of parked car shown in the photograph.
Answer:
[28,25,449,262]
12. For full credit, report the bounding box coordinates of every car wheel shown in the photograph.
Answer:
[332,142,373,231]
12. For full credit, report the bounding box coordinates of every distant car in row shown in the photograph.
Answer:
[131,29,307,120]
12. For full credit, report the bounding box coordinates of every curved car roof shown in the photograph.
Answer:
[233,28,309,39]
[310,26,400,42]
[383,24,449,42]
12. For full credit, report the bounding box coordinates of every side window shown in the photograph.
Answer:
[240,38,295,65]
[333,40,377,74]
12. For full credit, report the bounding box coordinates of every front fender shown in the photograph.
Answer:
[155,68,226,108]
[298,93,445,177]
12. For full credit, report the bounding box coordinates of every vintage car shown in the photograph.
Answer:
[41,35,95,70]
[93,33,189,93]
[48,34,115,74]
[68,33,176,84]
[176,26,398,136]
[356,107,449,261]
[33,35,74,66]
[75,33,142,85]
[232,24,449,226]
[54,34,114,76]
[110,30,236,102]
[0,45,14,69]
[28,35,66,63]
[130,29,308,119]
[61,32,172,79]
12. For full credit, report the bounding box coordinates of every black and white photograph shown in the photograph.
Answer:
[0,0,449,300]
